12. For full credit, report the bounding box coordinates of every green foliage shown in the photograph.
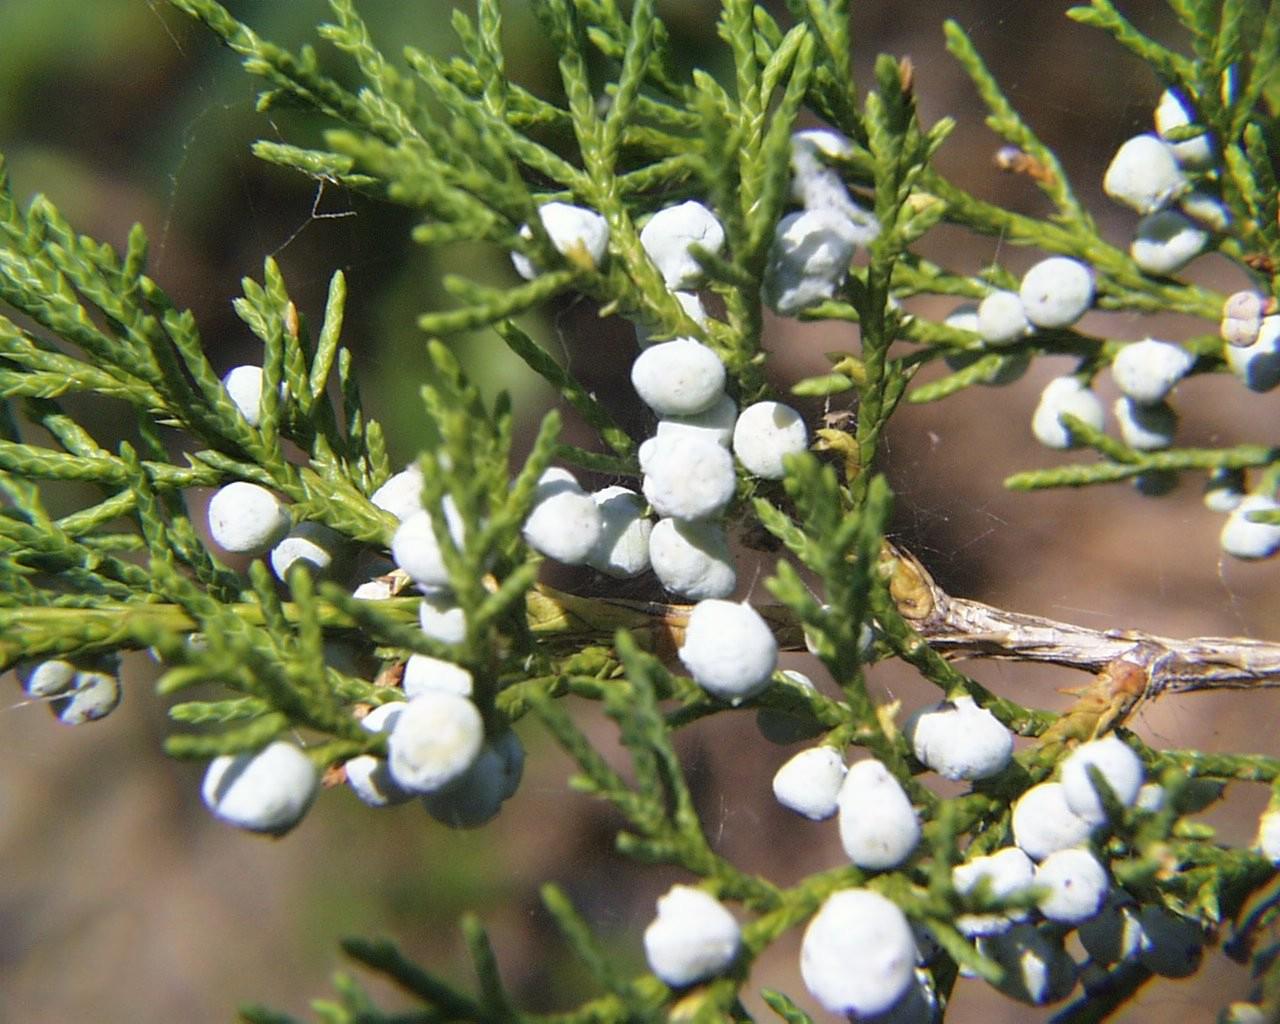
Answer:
[4,0,1280,1021]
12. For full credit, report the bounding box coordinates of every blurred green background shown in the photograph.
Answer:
[2,2,1278,1021]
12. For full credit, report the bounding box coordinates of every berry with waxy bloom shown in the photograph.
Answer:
[639,201,726,289]
[585,486,652,578]
[1114,397,1176,451]
[1011,782,1094,860]
[51,666,122,725]
[511,202,609,278]
[386,691,484,794]
[522,469,603,566]
[1031,377,1104,449]
[763,209,862,315]
[654,394,737,450]
[732,401,809,480]
[1224,315,1280,391]
[905,694,1013,780]
[772,745,846,820]
[976,290,1030,345]
[207,481,291,556]
[221,364,265,426]
[402,654,474,699]
[1019,257,1094,329]
[1130,210,1207,275]
[1220,494,1280,560]
[678,599,778,704]
[1034,848,1109,923]
[643,885,741,987]
[1103,134,1186,213]
[391,497,465,591]
[952,846,1035,937]
[648,517,736,599]
[836,759,920,870]
[1060,735,1145,824]
[631,338,726,417]
[202,740,319,835]
[800,889,917,1017]
[1110,338,1194,404]
[1154,87,1214,168]
[642,435,736,521]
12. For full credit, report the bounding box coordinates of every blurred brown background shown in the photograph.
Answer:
[2,1,1278,1021]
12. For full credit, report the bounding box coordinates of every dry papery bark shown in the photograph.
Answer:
[531,541,1280,716]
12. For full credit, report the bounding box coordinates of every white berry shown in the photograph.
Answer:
[402,654,474,699]
[1110,338,1194,404]
[648,518,736,599]
[790,131,881,241]
[677,599,777,704]
[642,436,736,521]
[1011,782,1094,860]
[953,846,1035,937]
[836,759,920,870]
[346,702,414,807]
[654,394,737,449]
[1225,315,1280,391]
[345,755,410,808]
[511,202,609,278]
[523,469,603,565]
[1203,469,1245,512]
[1019,257,1094,329]
[52,667,122,724]
[1061,735,1145,825]
[1031,376,1104,449]
[1222,291,1267,347]
[1180,190,1231,231]
[1103,134,1186,213]
[1114,397,1176,450]
[370,464,425,521]
[222,364,265,427]
[207,481,291,556]
[905,694,1012,781]
[643,885,741,988]
[763,208,860,315]
[270,522,346,581]
[800,889,916,1017]
[1035,848,1109,923]
[1154,88,1214,168]
[418,592,467,645]
[16,658,78,698]
[202,740,319,835]
[1221,494,1280,560]
[391,498,465,591]
[631,338,726,417]
[639,201,726,289]
[976,290,1030,345]
[585,486,652,578]
[386,691,484,794]
[1131,210,1207,275]
[772,745,846,820]
[732,401,809,480]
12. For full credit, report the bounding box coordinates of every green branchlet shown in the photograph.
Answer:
[3,1,1280,1022]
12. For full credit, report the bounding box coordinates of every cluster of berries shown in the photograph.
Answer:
[11,655,122,725]
[1103,89,1224,274]
[934,84,1279,560]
